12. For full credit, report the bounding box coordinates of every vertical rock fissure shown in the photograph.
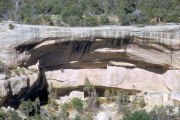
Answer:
[24,66,48,105]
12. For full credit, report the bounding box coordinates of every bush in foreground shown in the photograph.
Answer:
[71,97,83,112]
[19,98,40,117]
[121,110,151,120]
[0,109,22,120]
[9,24,14,30]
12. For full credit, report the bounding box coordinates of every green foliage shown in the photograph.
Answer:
[1,0,180,26]
[19,98,40,117]
[61,102,69,110]
[6,110,22,120]
[48,83,59,111]
[11,67,26,75]
[0,109,6,120]
[33,114,43,120]
[84,78,100,111]
[81,112,94,120]
[58,102,69,119]
[138,97,146,108]
[28,68,38,73]
[178,105,180,118]
[9,24,14,30]
[0,109,22,120]
[49,83,57,98]
[74,115,81,120]
[0,60,4,65]
[0,0,13,19]
[49,115,59,120]
[104,89,111,100]
[83,16,98,26]
[39,14,53,25]
[109,117,112,120]
[71,97,83,112]
[117,89,130,105]
[121,110,151,120]
[121,105,176,120]
[66,16,81,26]
[149,105,174,120]
[59,108,69,119]
[100,16,110,25]
[84,78,94,95]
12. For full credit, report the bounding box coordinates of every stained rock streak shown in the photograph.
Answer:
[0,22,180,105]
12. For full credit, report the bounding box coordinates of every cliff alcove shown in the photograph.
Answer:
[0,22,180,106]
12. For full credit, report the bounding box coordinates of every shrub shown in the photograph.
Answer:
[48,83,57,98]
[84,78,94,95]
[47,97,58,112]
[48,83,59,111]
[117,89,130,105]
[71,97,83,112]
[83,16,98,26]
[9,24,15,30]
[121,110,151,120]
[6,110,22,120]
[138,97,146,108]
[0,60,4,65]
[149,105,174,120]
[84,78,100,111]
[61,102,69,110]
[177,105,180,119]
[81,112,94,120]
[59,108,69,119]
[59,102,69,119]
[67,16,81,26]
[11,68,26,75]
[19,98,40,117]
[109,117,112,120]
[100,16,110,25]
[119,13,130,26]
[0,109,22,120]
[39,14,53,25]
[0,109,6,120]
[33,114,43,120]
[49,115,59,120]
[74,115,81,120]
[28,68,38,73]
[104,89,111,101]
[117,104,130,115]
[104,89,116,102]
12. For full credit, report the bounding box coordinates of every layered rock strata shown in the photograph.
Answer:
[0,22,180,105]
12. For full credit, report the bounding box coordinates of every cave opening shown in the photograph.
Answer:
[53,86,140,98]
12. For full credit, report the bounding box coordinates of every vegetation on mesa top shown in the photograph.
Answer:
[0,0,180,26]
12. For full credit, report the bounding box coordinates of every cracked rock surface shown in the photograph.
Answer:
[0,22,180,105]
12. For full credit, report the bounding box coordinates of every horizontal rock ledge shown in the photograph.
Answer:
[0,22,180,69]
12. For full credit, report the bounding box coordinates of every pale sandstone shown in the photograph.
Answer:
[0,22,180,105]
[46,66,169,93]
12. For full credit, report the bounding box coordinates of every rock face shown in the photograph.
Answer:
[0,64,39,105]
[0,21,180,105]
[45,67,169,93]
[0,22,180,69]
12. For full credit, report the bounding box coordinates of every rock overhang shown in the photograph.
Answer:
[1,22,180,105]
[0,22,180,70]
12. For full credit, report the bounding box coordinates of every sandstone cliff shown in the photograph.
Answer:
[0,22,180,105]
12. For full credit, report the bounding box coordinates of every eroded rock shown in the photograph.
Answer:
[0,22,180,105]
[0,66,39,105]
[45,66,169,94]
[0,22,180,69]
